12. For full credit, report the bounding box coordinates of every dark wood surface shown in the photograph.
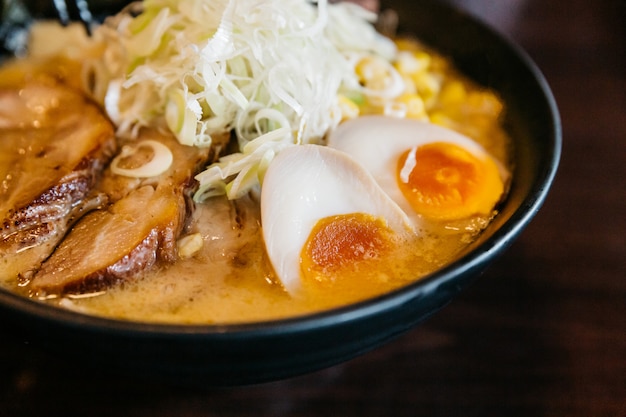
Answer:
[1,0,624,415]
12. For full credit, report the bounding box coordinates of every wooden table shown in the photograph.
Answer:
[1,0,624,415]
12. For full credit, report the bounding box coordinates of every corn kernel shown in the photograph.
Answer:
[466,114,493,135]
[413,51,432,72]
[337,95,360,121]
[396,93,427,120]
[429,111,454,128]
[412,72,442,104]
[429,54,450,72]
[467,91,503,116]
[401,74,417,95]
[384,101,406,118]
[395,38,420,52]
[177,233,203,258]
[356,56,388,83]
[394,51,431,76]
[355,55,399,96]
[439,81,467,107]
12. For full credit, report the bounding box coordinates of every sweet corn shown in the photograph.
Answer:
[394,38,420,52]
[394,50,431,76]
[400,74,417,95]
[412,72,442,105]
[337,94,360,121]
[395,93,427,120]
[465,114,494,136]
[356,56,389,84]
[177,233,203,259]
[429,111,455,128]
[439,80,467,107]
[467,90,503,116]
[390,37,509,172]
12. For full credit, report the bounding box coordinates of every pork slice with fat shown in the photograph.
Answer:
[0,82,116,283]
[30,128,230,296]
[29,184,183,296]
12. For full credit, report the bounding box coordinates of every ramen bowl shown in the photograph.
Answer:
[0,0,560,385]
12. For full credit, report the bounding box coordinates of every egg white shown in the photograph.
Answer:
[260,144,413,295]
[326,115,507,224]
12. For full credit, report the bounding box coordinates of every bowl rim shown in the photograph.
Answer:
[0,0,561,340]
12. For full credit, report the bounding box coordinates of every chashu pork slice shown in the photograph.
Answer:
[0,82,116,283]
[97,127,227,203]
[30,128,230,296]
[30,184,183,296]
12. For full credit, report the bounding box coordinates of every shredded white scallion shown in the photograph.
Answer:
[84,0,401,199]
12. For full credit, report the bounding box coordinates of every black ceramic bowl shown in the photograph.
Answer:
[0,0,560,385]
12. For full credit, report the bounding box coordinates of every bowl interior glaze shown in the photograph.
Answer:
[0,0,560,385]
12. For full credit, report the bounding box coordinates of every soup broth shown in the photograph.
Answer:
[0,1,511,324]
[49,194,487,324]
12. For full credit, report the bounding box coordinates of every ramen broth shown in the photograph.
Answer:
[0,4,511,323]
[50,193,487,324]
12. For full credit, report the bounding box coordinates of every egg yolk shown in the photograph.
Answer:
[300,213,395,288]
[396,142,504,220]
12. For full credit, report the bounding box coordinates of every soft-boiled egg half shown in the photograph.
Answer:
[261,116,508,295]
[327,115,508,223]
[260,144,414,295]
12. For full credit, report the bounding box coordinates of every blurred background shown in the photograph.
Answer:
[1,0,624,415]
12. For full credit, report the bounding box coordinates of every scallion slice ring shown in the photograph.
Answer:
[110,140,173,178]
